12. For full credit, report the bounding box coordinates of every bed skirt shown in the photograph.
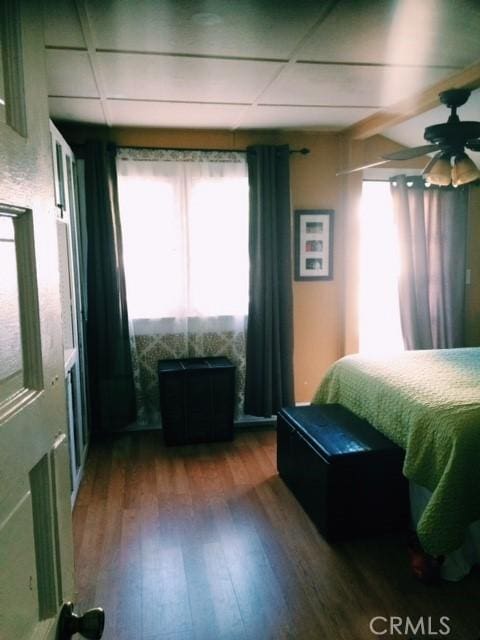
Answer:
[410,483,480,581]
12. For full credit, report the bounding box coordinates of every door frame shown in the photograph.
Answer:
[50,122,90,504]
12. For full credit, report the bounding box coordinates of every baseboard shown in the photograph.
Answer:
[235,414,277,429]
[109,414,277,435]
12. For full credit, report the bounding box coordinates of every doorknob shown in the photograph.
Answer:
[58,602,105,640]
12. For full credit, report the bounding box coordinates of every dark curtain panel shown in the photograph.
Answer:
[84,141,136,434]
[244,145,295,416]
[390,175,468,349]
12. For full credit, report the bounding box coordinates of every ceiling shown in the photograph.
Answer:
[44,0,480,149]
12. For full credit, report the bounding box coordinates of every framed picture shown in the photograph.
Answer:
[294,209,334,281]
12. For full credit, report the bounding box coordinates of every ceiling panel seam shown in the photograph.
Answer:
[230,0,341,131]
[45,44,462,73]
[45,45,87,52]
[73,0,111,126]
[296,60,461,70]
[47,95,382,110]
[257,103,382,109]
[48,95,102,101]
[95,49,288,64]
[106,98,250,106]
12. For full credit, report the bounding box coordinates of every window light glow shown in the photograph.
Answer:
[118,173,249,320]
[188,179,249,316]
[382,0,436,103]
[359,181,404,355]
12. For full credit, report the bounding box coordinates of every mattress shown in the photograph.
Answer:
[313,347,480,557]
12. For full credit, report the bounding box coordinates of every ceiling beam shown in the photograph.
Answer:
[343,60,480,141]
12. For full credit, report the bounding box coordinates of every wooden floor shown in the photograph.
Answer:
[73,429,480,640]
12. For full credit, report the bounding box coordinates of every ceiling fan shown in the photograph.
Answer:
[338,88,480,186]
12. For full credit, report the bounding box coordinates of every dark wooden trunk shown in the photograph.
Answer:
[277,404,409,541]
[158,356,235,445]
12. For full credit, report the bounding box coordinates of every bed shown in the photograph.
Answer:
[312,347,480,579]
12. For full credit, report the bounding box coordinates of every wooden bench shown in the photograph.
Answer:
[277,404,409,541]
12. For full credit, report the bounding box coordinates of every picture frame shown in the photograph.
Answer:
[294,209,334,281]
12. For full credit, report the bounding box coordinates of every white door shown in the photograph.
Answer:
[0,2,76,638]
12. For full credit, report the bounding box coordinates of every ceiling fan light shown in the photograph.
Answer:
[452,153,480,186]
[423,156,451,186]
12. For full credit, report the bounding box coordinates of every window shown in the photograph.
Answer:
[359,181,403,354]
[117,152,249,321]
[116,149,250,426]
[0,216,22,402]
[0,205,43,420]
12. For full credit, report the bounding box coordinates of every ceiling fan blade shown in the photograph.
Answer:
[466,139,480,152]
[336,159,390,176]
[381,144,439,161]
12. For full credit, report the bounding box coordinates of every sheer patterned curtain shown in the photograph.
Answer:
[116,148,249,426]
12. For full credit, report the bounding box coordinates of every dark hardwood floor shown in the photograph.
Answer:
[73,429,480,640]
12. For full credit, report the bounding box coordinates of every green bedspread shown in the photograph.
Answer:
[312,347,480,556]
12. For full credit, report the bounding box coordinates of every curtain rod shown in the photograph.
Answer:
[116,144,310,155]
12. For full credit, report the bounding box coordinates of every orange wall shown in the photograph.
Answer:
[60,123,346,403]
[59,122,480,402]
[284,132,344,401]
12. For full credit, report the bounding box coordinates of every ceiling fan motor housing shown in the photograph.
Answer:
[423,88,480,151]
[438,88,471,108]
[424,121,480,147]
